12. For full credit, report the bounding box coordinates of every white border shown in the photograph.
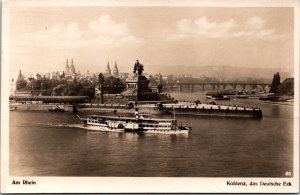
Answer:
[1,0,299,193]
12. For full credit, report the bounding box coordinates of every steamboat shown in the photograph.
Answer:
[77,112,191,134]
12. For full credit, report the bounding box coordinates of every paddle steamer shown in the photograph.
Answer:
[78,112,191,134]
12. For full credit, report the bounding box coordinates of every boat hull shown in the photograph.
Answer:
[82,124,124,132]
[82,124,190,134]
[144,129,190,134]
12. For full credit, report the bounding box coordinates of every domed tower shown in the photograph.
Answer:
[113,61,119,77]
[65,59,69,74]
[70,58,76,75]
[105,61,111,75]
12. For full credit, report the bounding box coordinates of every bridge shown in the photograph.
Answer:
[163,81,271,92]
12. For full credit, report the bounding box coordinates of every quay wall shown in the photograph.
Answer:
[10,104,74,112]
[93,94,129,104]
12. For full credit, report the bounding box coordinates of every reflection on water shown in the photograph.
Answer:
[9,92,294,177]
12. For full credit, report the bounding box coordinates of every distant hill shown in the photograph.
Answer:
[146,65,292,81]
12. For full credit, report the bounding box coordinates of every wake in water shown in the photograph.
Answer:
[263,101,294,106]
[13,122,85,129]
[48,123,85,129]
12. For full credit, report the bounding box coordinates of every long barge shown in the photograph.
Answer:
[162,102,262,118]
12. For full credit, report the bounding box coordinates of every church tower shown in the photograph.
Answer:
[16,69,24,82]
[106,61,111,75]
[70,58,76,75]
[65,59,69,74]
[113,61,119,77]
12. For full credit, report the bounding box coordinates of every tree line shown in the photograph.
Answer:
[270,72,293,95]
[16,74,125,99]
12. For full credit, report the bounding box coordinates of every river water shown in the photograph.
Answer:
[9,92,294,177]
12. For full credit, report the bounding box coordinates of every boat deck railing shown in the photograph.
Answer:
[163,103,261,111]
[88,115,175,123]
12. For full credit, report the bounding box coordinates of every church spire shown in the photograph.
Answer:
[113,61,119,77]
[17,69,24,81]
[65,59,69,73]
[106,61,111,75]
[70,58,76,75]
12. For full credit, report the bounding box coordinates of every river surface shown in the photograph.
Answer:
[9,92,294,177]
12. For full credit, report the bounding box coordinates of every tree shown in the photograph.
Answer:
[270,72,281,94]
[65,83,84,95]
[16,79,27,90]
[52,84,65,95]
[277,78,294,95]
[102,76,126,93]
[79,87,95,99]
[31,79,42,90]
[98,73,104,104]
[36,73,42,80]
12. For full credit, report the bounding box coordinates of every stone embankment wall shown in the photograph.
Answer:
[92,94,129,104]
[10,104,74,111]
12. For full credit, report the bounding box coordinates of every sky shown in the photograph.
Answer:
[8,5,294,75]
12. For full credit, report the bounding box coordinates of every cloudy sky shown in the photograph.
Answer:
[9,5,294,74]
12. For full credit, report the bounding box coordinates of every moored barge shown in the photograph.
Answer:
[162,102,262,118]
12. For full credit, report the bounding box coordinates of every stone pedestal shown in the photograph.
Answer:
[121,74,158,101]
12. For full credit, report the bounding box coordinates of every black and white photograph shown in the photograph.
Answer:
[1,0,299,193]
